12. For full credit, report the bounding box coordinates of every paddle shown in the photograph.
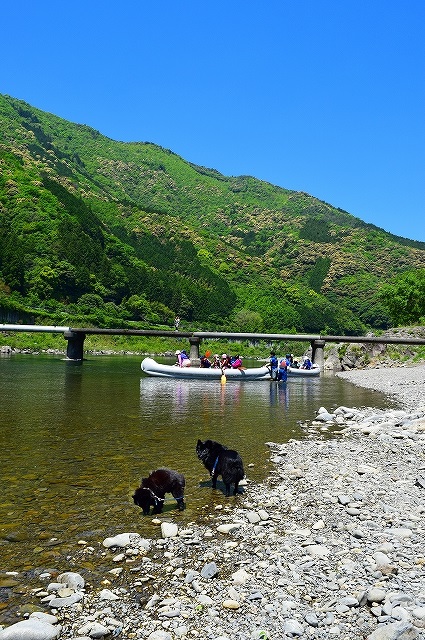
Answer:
[220,363,227,384]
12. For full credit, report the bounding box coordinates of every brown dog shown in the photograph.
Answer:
[133,468,186,515]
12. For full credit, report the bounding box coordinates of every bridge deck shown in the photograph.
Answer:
[1,324,425,345]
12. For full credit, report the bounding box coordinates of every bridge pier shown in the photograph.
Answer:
[64,331,86,361]
[189,336,201,365]
[311,339,326,370]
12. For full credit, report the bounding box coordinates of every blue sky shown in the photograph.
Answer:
[2,1,424,241]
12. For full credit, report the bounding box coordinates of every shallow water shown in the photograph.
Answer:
[0,353,394,619]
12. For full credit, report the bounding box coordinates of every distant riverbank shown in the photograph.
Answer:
[337,363,425,410]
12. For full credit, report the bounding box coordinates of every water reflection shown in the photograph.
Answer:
[0,354,395,610]
[268,380,289,408]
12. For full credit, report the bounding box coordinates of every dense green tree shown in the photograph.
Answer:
[379,270,425,325]
[232,309,264,332]
[125,294,152,320]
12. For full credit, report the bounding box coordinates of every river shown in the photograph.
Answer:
[0,353,394,618]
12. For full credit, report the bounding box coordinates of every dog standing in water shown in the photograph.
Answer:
[196,439,245,497]
[133,468,186,515]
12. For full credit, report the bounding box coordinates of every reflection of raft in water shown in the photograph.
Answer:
[141,358,270,380]
[141,358,320,380]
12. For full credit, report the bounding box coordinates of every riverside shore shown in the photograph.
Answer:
[1,366,424,640]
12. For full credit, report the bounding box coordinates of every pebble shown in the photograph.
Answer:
[200,562,218,579]
[222,599,240,609]
[231,568,251,584]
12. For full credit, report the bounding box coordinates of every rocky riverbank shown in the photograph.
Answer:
[1,367,425,640]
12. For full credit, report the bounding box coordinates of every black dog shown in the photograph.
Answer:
[133,468,186,515]
[196,439,244,497]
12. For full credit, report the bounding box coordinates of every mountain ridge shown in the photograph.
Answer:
[1,93,424,333]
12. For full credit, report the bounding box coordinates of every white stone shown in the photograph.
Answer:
[77,622,108,638]
[373,551,391,564]
[48,592,83,608]
[29,613,58,625]
[412,607,425,620]
[147,632,173,640]
[258,509,269,520]
[98,588,119,601]
[284,619,304,636]
[57,571,85,590]
[224,541,238,549]
[231,568,251,584]
[161,522,178,538]
[103,533,142,548]
[367,621,418,639]
[387,527,413,539]
[303,544,331,557]
[357,464,378,474]
[175,626,189,637]
[216,523,241,534]
[227,586,240,602]
[367,588,387,603]
[197,594,214,605]
[246,511,261,524]
[0,619,61,639]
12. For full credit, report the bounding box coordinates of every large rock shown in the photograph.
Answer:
[367,621,419,639]
[0,619,61,639]
[102,532,150,549]
[57,571,84,590]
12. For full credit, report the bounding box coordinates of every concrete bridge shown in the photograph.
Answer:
[1,324,425,369]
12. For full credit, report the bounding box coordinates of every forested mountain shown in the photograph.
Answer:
[1,93,424,334]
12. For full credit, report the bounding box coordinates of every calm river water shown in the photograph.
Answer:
[0,353,394,617]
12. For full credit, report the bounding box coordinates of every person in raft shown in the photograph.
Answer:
[267,351,279,380]
[220,354,231,369]
[175,349,191,367]
[200,354,212,368]
[277,358,288,382]
[301,357,312,370]
[231,355,243,369]
[211,354,221,368]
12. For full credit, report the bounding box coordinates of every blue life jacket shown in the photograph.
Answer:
[270,356,278,369]
[277,365,288,381]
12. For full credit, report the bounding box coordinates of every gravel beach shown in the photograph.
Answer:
[1,365,424,640]
[336,365,425,412]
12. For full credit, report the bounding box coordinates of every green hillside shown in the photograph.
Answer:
[1,93,424,334]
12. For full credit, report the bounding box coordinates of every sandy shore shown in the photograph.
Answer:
[1,365,425,640]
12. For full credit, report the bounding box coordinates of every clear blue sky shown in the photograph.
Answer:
[2,1,424,241]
